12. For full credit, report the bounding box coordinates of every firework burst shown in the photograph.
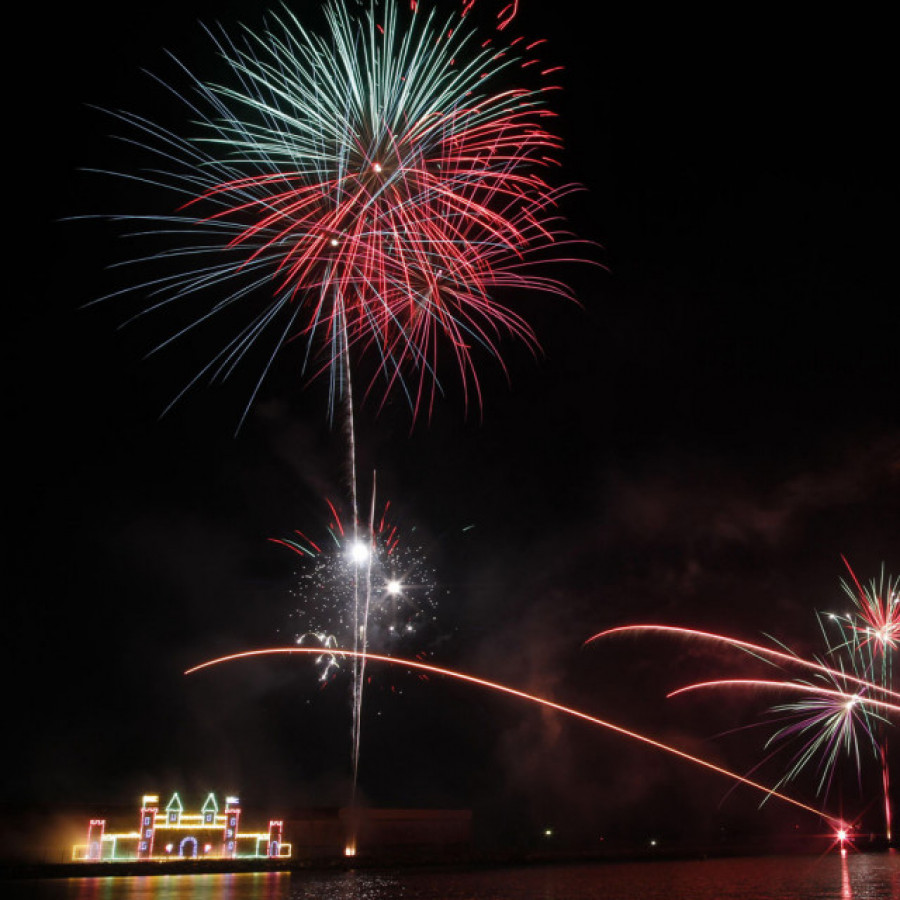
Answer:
[758,624,889,800]
[87,0,583,424]
[839,558,900,660]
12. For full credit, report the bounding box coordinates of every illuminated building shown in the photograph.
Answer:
[72,793,291,862]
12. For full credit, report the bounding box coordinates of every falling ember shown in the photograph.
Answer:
[186,647,840,827]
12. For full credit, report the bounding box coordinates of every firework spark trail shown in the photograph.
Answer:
[667,679,900,717]
[339,330,365,806]
[351,472,379,809]
[185,646,840,827]
[587,625,900,701]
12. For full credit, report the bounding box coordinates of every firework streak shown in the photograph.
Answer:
[587,625,900,701]
[668,679,900,717]
[185,646,839,826]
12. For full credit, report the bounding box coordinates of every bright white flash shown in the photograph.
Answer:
[386,579,402,595]
[348,541,370,564]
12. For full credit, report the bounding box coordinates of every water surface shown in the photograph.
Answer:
[5,853,900,900]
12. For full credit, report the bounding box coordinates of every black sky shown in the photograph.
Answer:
[5,0,898,853]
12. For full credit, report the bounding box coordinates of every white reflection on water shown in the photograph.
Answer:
[842,851,853,900]
[5,854,900,900]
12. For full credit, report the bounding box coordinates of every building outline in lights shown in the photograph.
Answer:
[72,793,291,862]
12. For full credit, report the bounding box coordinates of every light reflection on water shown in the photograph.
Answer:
[5,854,900,900]
[4,872,290,900]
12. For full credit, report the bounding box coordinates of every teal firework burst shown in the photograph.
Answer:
[87,0,583,423]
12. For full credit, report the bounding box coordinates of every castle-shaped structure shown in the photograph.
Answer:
[72,793,291,862]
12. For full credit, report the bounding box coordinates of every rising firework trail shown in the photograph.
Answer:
[587,625,900,701]
[185,646,840,827]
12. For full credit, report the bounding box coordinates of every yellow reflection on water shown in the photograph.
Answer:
[65,871,289,900]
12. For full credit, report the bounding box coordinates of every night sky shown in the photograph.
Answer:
[6,0,898,855]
